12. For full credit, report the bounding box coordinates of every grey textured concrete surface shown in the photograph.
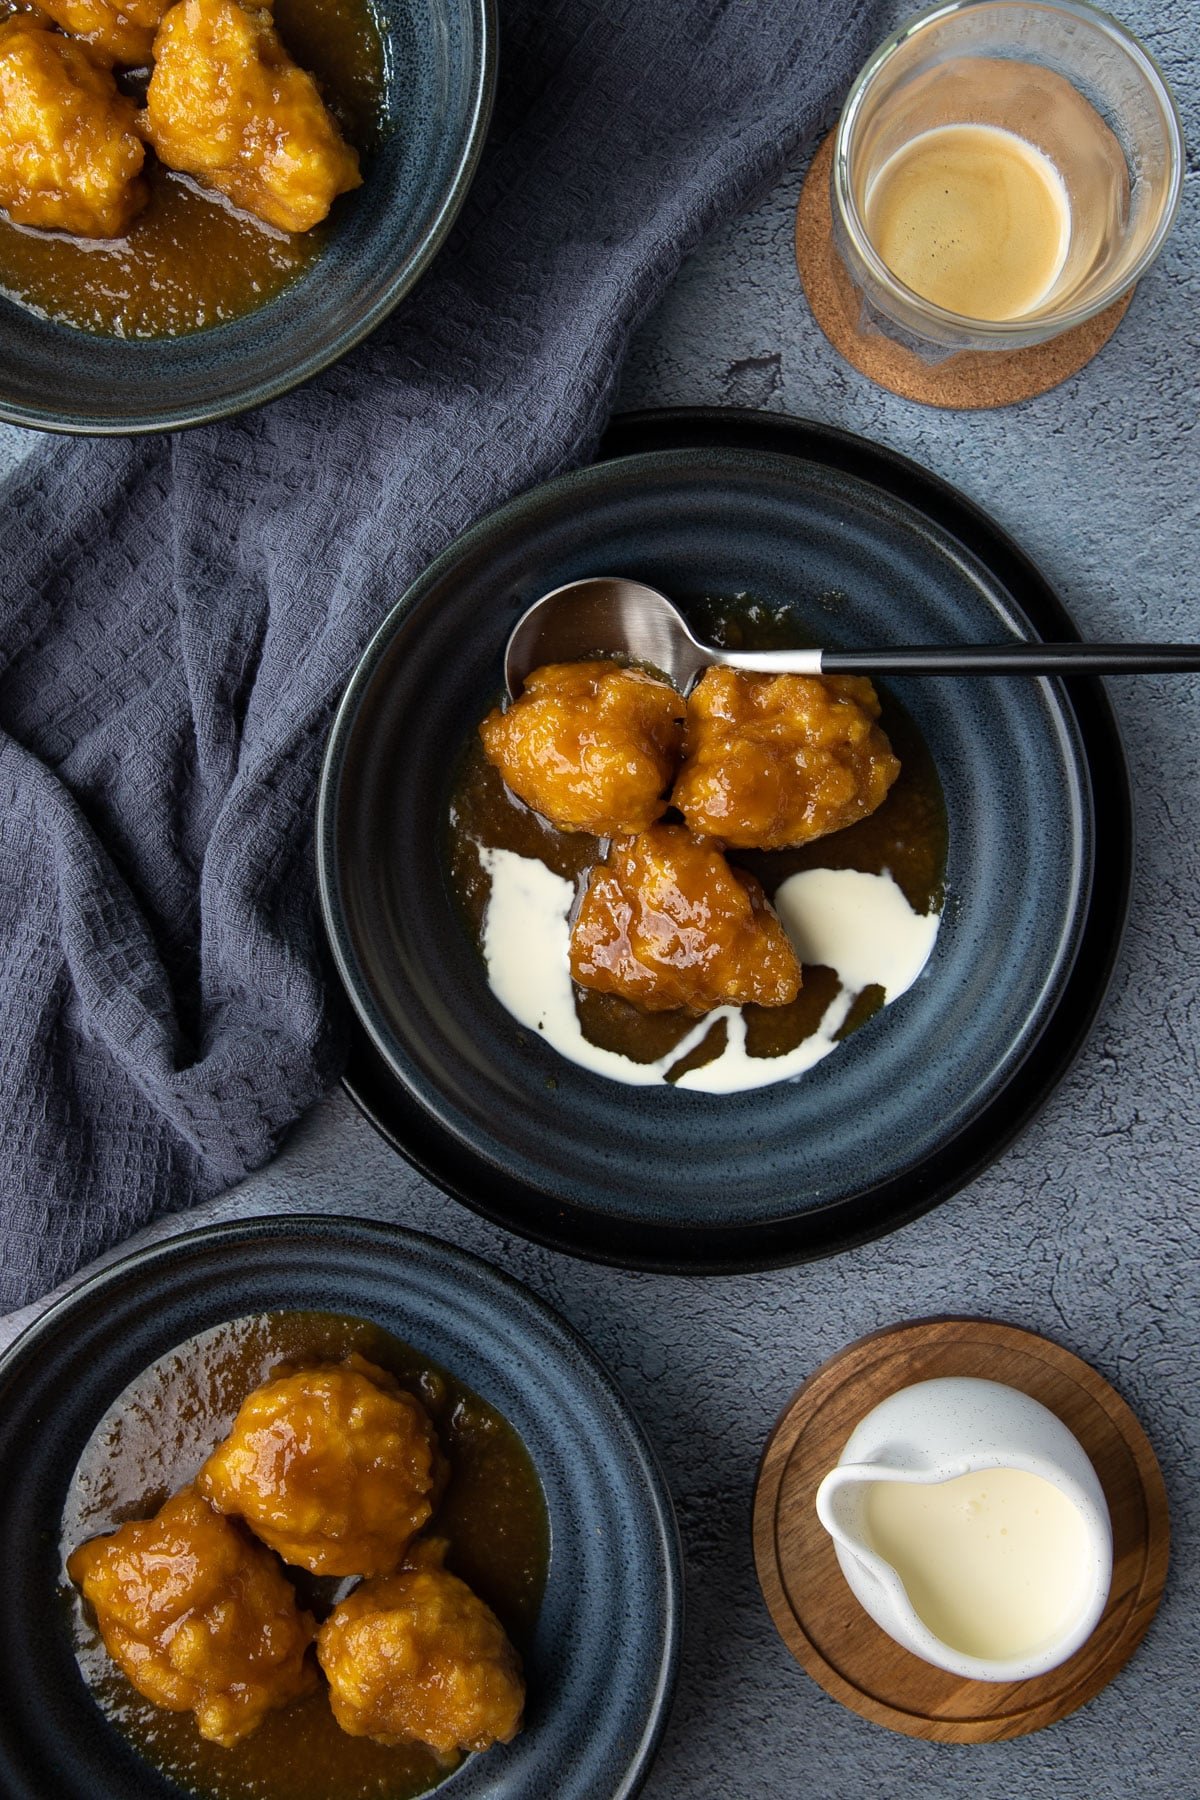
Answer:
[3,1,1198,1794]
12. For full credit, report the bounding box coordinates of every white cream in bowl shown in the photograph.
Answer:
[477,845,941,1093]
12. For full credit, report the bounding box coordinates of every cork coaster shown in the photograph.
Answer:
[752,1317,1170,1741]
[795,135,1134,409]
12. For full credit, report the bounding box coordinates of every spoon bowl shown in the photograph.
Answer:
[504,577,717,697]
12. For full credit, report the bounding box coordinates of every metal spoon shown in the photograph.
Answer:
[504,576,1200,698]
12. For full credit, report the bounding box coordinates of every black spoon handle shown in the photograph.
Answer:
[820,643,1200,676]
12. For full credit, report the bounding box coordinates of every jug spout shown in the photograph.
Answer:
[814,1460,955,1623]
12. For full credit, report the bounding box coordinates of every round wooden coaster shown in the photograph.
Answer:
[794,135,1134,409]
[753,1317,1169,1741]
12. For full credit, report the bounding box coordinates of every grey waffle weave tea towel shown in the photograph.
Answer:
[0,0,880,1309]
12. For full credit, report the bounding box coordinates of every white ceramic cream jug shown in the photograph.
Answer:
[815,1375,1113,1681]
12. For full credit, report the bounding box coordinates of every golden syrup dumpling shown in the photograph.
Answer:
[143,0,362,232]
[317,1540,525,1755]
[479,660,685,836]
[0,18,147,237]
[569,823,802,1013]
[673,668,901,850]
[35,0,169,70]
[197,1354,446,1577]
[67,1486,317,1746]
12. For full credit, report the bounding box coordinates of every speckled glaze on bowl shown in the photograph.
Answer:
[0,1215,681,1800]
[319,438,1108,1271]
[0,0,495,434]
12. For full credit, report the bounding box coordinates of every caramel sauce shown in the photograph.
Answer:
[446,596,948,1074]
[61,1311,549,1800]
[0,0,383,336]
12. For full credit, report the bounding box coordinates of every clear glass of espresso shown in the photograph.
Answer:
[832,0,1184,351]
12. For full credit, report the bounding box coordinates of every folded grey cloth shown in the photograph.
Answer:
[0,0,879,1309]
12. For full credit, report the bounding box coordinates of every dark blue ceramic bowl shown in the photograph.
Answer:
[319,442,1100,1267]
[0,1215,681,1799]
[0,0,494,433]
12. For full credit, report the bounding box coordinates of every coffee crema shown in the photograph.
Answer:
[864,122,1070,322]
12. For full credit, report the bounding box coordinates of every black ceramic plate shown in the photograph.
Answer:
[0,0,495,432]
[325,408,1131,1273]
[0,1215,681,1800]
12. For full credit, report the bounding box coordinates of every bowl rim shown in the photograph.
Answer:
[0,1211,684,1800]
[0,0,498,436]
[315,414,1132,1271]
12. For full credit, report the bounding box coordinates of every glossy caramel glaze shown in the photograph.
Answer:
[570,823,802,1013]
[0,16,146,235]
[480,660,686,837]
[62,1311,549,1800]
[319,1538,525,1754]
[674,666,900,849]
[143,0,361,233]
[447,597,947,1075]
[37,0,168,67]
[197,1354,446,1578]
[68,1487,317,1746]
[0,0,382,334]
